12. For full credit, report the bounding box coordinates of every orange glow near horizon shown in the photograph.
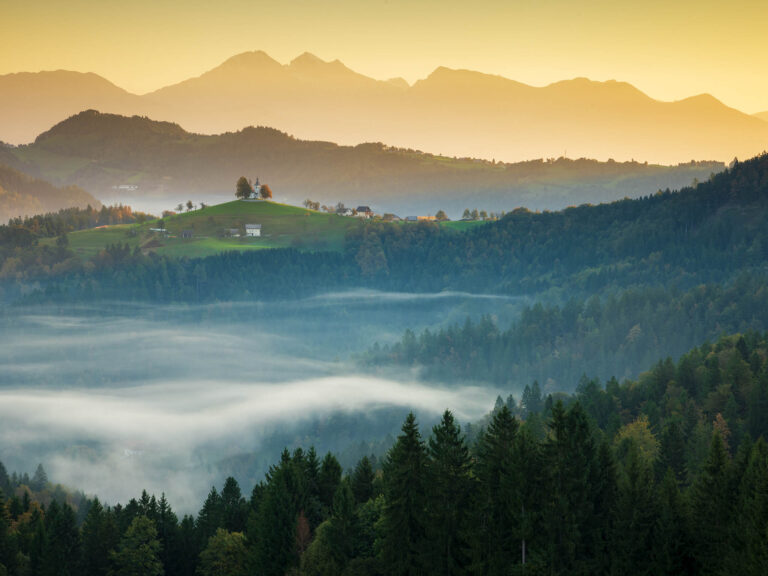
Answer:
[1,0,767,113]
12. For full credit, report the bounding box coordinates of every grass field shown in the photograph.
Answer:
[52,200,363,258]
[46,199,488,259]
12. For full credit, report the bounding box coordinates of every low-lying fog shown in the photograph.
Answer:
[0,290,523,511]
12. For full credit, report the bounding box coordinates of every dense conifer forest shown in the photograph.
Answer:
[2,332,768,576]
[365,275,768,389]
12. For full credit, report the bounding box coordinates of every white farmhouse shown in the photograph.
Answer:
[245,224,262,237]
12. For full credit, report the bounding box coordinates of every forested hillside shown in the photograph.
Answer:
[4,110,723,216]
[2,333,767,576]
[345,152,768,295]
[365,276,768,390]
[1,152,765,303]
[0,163,99,223]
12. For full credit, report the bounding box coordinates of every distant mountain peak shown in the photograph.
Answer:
[290,52,326,67]
[386,77,410,89]
[417,66,531,91]
[218,50,282,70]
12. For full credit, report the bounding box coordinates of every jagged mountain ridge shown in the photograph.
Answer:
[1,51,767,163]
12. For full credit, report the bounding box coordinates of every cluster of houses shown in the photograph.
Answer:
[335,205,440,222]
[336,205,375,218]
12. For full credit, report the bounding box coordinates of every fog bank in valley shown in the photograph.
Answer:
[0,290,520,511]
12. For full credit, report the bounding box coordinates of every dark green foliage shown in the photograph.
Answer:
[176,516,197,576]
[325,480,358,570]
[195,487,222,551]
[155,494,181,576]
[380,413,428,576]
[472,406,519,574]
[544,402,610,575]
[0,491,15,576]
[197,528,248,576]
[350,456,375,505]
[5,335,768,575]
[724,438,768,575]
[653,469,690,575]
[250,468,296,576]
[611,441,657,576]
[234,177,253,200]
[109,515,164,576]
[0,466,10,498]
[689,432,732,575]
[81,498,119,576]
[220,478,247,533]
[41,500,81,576]
[318,453,342,513]
[369,280,768,391]
[424,410,474,575]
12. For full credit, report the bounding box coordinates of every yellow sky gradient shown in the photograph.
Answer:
[2,0,767,113]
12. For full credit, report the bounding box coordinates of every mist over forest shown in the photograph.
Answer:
[2,13,768,571]
[0,292,517,510]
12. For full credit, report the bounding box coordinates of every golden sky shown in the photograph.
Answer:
[2,0,767,113]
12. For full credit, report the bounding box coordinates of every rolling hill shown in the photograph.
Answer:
[5,111,724,218]
[0,162,99,222]
[2,51,768,163]
[56,199,365,258]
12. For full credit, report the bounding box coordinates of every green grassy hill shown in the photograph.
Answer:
[53,199,488,258]
[58,200,363,258]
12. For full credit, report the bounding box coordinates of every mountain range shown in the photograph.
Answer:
[2,111,722,217]
[2,51,767,164]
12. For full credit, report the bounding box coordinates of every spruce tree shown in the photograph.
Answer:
[544,401,600,575]
[652,469,691,575]
[471,405,518,575]
[509,424,546,571]
[0,464,9,497]
[221,478,247,533]
[722,438,768,575]
[196,487,223,552]
[318,453,342,514]
[41,500,81,576]
[611,441,657,576]
[251,469,296,576]
[425,410,474,576]
[351,456,376,505]
[690,431,732,574]
[326,479,358,569]
[31,464,48,492]
[81,498,119,576]
[156,494,180,576]
[380,412,428,576]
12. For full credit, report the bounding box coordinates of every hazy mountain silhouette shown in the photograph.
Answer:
[4,110,723,217]
[1,52,766,163]
[0,70,155,145]
[756,111,768,122]
[0,160,99,221]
